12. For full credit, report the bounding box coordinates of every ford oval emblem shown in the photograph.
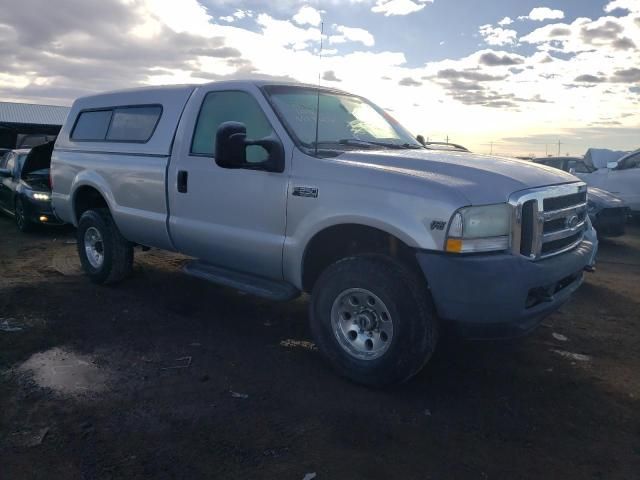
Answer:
[566,214,579,229]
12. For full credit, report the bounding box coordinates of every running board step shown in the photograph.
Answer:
[183,261,300,301]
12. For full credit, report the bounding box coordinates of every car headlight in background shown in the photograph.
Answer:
[445,203,511,253]
[26,191,51,201]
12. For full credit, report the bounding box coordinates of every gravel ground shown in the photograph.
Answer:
[1,214,639,479]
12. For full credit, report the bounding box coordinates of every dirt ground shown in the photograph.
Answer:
[0,214,639,480]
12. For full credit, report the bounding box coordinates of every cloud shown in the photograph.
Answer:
[398,77,422,86]
[371,0,433,16]
[574,74,606,83]
[479,24,517,46]
[498,17,513,26]
[611,67,640,82]
[519,7,565,22]
[292,6,322,27]
[604,0,640,14]
[0,0,248,103]
[256,13,322,50]
[1,0,638,156]
[322,70,341,81]
[436,69,506,82]
[549,27,571,36]
[612,36,636,49]
[478,52,524,66]
[522,14,639,54]
[219,10,251,23]
[188,46,242,57]
[581,19,623,42]
[329,25,375,46]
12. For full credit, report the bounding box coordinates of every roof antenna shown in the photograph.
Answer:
[314,20,324,157]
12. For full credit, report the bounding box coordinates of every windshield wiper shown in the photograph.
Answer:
[310,139,420,150]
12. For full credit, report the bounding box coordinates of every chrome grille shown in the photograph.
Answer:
[509,183,587,260]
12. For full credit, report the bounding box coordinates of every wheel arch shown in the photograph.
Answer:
[70,172,116,225]
[299,221,424,293]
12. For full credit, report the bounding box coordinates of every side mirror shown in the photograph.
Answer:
[568,167,576,174]
[0,168,11,178]
[416,134,426,146]
[606,161,618,170]
[215,121,285,173]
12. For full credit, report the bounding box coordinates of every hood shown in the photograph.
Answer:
[588,186,626,207]
[21,141,54,179]
[335,149,579,205]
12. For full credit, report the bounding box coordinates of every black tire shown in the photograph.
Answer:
[77,208,133,284]
[14,197,35,233]
[310,255,438,387]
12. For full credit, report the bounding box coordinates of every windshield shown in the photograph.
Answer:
[263,85,422,155]
[17,154,28,171]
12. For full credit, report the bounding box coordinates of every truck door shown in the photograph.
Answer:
[606,151,640,211]
[167,85,290,280]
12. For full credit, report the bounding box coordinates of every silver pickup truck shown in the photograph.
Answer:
[51,80,597,386]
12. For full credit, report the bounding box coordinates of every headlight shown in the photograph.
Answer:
[445,203,511,253]
[27,191,51,201]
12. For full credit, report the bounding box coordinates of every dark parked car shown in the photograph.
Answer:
[534,157,628,237]
[0,142,62,232]
[586,186,628,237]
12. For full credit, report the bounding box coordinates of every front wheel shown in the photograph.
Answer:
[77,208,133,284]
[310,255,438,387]
[15,197,35,233]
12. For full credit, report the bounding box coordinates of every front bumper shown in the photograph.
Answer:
[590,207,627,237]
[416,237,597,339]
[22,196,64,225]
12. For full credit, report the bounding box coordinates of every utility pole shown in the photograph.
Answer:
[545,144,548,157]
[557,140,561,156]
[490,141,493,155]
[445,135,449,144]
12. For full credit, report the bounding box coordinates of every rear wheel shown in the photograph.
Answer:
[14,197,34,233]
[77,208,133,284]
[310,255,438,387]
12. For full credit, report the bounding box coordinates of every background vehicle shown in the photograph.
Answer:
[51,81,597,386]
[586,187,628,237]
[533,157,629,236]
[0,142,61,232]
[534,154,640,214]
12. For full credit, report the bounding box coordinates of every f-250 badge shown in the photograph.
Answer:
[292,186,319,198]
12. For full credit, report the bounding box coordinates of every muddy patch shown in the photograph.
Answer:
[17,347,110,396]
[51,248,82,276]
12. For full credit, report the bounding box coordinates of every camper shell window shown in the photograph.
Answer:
[71,105,162,143]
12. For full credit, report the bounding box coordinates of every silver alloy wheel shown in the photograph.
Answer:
[84,226,105,269]
[330,288,394,360]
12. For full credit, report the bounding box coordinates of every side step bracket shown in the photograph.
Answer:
[183,260,300,301]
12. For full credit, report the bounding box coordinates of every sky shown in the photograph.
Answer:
[0,0,638,156]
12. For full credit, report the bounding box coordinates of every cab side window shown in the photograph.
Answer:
[567,160,592,173]
[191,91,274,163]
[543,158,564,170]
[618,152,640,170]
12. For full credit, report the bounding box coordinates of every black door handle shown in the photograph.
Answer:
[177,170,188,193]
